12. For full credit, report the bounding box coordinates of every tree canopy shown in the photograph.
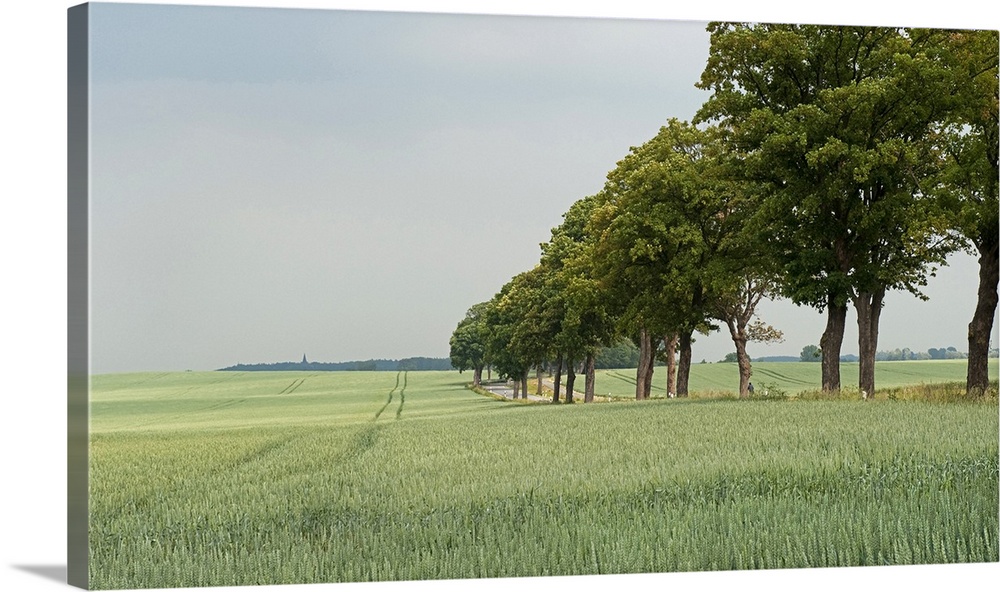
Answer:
[450,22,997,402]
[695,24,972,395]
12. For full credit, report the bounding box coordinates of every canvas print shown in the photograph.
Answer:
[68,2,999,590]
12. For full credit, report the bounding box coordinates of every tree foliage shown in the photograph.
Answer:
[931,29,999,395]
[800,345,822,362]
[585,119,779,396]
[450,22,995,403]
[449,301,492,386]
[696,24,970,394]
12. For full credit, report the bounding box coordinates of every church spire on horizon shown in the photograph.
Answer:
[301,353,308,364]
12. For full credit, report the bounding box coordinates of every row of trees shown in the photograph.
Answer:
[451,24,998,400]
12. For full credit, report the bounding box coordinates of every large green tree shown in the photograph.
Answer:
[697,24,963,396]
[934,30,999,396]
[540,195,619,402]
[587,119,776,397]
[713,277,784,398]
[586,120,710,398]
[484,268,555,399]
[449,301,491,387]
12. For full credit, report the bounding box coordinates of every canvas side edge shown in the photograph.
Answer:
[68,3,90,589]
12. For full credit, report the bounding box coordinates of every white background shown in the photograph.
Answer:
[1,1,998,592]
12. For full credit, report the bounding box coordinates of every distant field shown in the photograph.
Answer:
[592,359,999,398]
[89,369,998,589]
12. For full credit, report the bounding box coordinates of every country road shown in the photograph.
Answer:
[540,378,587,401]
[479,382,546,402]
[479,378,587,403]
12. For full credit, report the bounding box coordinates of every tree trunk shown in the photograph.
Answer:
[820,297,847,392]
[642,343,655,399]
[565,361,576,403]
[722,317,753,398]
[968,242,999,396]
[584,353,596,403]
[854,288,885,399]
[726,324,752,400]
[536,366,544,397]
[473,366,482,387]
[736,341,752,399]
[677,283,704,398]
[635,328,651,400]
[634,331,646,400]
[676,330,693,397]
[512,379,520,398]
[520,371,528,399]
[552,356,563,403]
[664,334,678,397]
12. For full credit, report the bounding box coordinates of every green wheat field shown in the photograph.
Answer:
[89,362,999,589]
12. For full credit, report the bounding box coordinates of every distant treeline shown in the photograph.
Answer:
[795,344,990,363]
[594,341,806,366]
[219,357,454,372]
[876,347,968,362]
[603,343,846,366]
[754,356,802,363]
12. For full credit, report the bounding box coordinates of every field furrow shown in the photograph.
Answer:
[396,371,407,419]
[374,371,402,420]
[285,378,307,394]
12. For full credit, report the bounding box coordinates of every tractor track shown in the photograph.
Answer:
[395,371,407,420]
[373,370,408,421]
[278,373,320,395]
[151,371,247,400]
[340,371,409,462]
[279,378,306,394]
[373,371,402,420]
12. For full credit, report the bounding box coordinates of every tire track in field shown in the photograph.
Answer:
[395,371,407,420]
[151,371,247,400]
[117,397,251,430]
[99,372,174,392]
[126,372,173,388]
[97,433,304,523]
[201,397,249,413]
[609,371,638,386]
[341,424,383,461]
[341,370,408,462]
[152,386,197,401]
[752,367,814,386]
[607,370,672,397]
[278,373,320,395]
[119,372,308,430]
[116,372,256,428]
[373,371,402,420]
[224,433,303,472]
[279,378,305,394]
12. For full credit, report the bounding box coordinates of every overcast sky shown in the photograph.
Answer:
[86,1,998,373]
